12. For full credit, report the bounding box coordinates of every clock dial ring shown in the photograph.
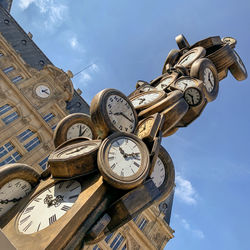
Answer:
[149,146,175,202]
[184,87,203,107]
[53,113,97,148]
[0,164,40,217]
[97,132,150,190]
[90,88,138,139]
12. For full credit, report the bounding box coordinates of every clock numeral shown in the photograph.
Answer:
[69,194,78,200]
[61,205,71,211]
[66,181,74,189]
[58,182,64,189]
[108,156,114,160]
[119,125,123,130]
[70,185,80,192]
[108,104,112,109]
[24,206,35,214]
[20,215,31,225]
[112,120,116,124]
[49,214,57,225]
[111,163,116,170]
[21,184,27,190]
[34,197,42,202]
[23,221,33,232]
[37,222,41,232]
[15,182,21,188]
[110,97,113,102]
[133,162,140,168]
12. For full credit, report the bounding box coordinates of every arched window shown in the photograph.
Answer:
[17,129,40,152]
[138,217,148,231]
[39,156,48,170]
[105,232,126,250]
[0,142,22,166]
[0,104,19,125]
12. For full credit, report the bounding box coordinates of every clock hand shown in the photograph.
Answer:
[138,98,146,105]
[187,94,194,103]
[41,89,49,95]
[79,125,82,136]
[65,146,87,155]
[120,112,133,123]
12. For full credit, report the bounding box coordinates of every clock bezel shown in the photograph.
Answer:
[97,132,150,190]
[34,83,52,99]
[183,87,203,107]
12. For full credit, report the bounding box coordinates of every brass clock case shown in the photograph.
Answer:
[149,146,175,202]
[130,90,166,110]
[170,76,203,92]
[190,58,219,102]
[127,83,155,98]
[183,87,203,107]
[155,73,178,91]
[190,36,222,49]
[162,127,179,137]
[97,132,150,190]
[221,36,237,49]
[175,34,190,49]
[138,90,183,118]
[162,49,181,74]
[135,80,150,89]
[48,140,101,179]
[176,46,206,68]
[53,113,97,148]
[90,88,138,139]
[229,50,248,81]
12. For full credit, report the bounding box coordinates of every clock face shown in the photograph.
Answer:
[155,76,174,91]
[107,137,142,177]
[233,51,247,75]
[35,85,51,98]
[106,95,136,133]
[173,78,196,91]
[222,37,237,47]
[184,87,202,106]
[0,179,32,217]
[139,85,155,92]
[150,157,166,188]
[178,52,197,67]
[136,118,154,139]
[18,180,81,234]
[66,123,93,140]
[203,68,215,92]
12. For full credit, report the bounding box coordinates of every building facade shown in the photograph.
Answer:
[0,1,174,249]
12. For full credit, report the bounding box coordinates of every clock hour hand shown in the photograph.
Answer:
[79,126,87,136]
[41,89,49,95]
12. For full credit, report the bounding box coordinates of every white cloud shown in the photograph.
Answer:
[90,63,99,72]
[175,173,198,205]
[70,37,79,49]
[19,0,68,31]
[175,214,205,239]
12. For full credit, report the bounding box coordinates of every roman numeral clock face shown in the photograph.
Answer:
[17,180,81,234]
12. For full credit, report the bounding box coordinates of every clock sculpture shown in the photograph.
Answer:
[0,35,247,250]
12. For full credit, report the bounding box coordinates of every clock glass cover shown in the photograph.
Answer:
[35,85,51,98]
[66,123,93,140]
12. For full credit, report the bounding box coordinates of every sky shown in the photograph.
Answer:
[10,1,250,249]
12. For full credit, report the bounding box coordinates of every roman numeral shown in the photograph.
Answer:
[69,194,78,200]
[70,186,80,192]
[134,162,140,168]
[21,184,27,190]
[49,214,57,225]
[108,156,114,160]
[58,182,63,189]
[111,163,116,170]
[61,205,71,211]
[37,222,41,232]
[20,215,31,225]
[66,181,74,189]
[24,206,35,214]
[23,221,32,232]
[34,198,42,202]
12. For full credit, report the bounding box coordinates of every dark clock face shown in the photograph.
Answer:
[18,180,81,234]
[184,87,202,106]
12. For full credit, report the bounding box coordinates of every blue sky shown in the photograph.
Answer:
[11,1,250,249]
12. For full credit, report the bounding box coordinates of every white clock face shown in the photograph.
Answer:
[156,77,173,91]
[58,143,97,159]
[178,52,197,67]
[131,92,161,108]
[150,157,166,188]
[174,78,196,91]
[108,137,142,177]
[18,180,81,234]
[35,85,51,98]
[106,95,136,133]
[140,85,155,92]
[184,88,202,106]
[203,68,215,92]
[234,51,247,74]
[66,123,93,140]
[0,179,32,217]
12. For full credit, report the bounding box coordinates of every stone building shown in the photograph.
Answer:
[0,1,174,249]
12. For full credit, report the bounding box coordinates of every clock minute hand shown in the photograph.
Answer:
[41,89,49,95]
[120,112,133,123]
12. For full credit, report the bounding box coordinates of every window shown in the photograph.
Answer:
[0,142,22,167]
[0,104,19,125]
[3,66,14,74]
[133,214,139,222]
[43,113,55,123]
[105,233,113,243]
[12,75,23,83]
[138,217,148,231]
[51,124,57,131]
[39,156,48,170]
[17,129,40,152]
[110,233,124,250]
[93,245,101,250]
[121,244,127,250]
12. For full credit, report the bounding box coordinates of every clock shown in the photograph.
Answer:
[183,87,203,106]
[35,84,51,98]
[176,46,206,68]
[127,83,155,98]
[162,49,180,74]
[53,113,97,148]
[190,58,219,102]
[1,175,118,249]
[138,90,183,118]
[221,36,237,49]
[149,145,175,201]
[190,36,222,49]
[48,140,101,179]
[170,76,201,92]
[135,113,164,141]
[97,132,150,190]
[135,80,150,89]
[161,98,189,136]
[17,180,81,234]
[90,88,138,139]
[130,90,166,110]
[206,44,235,73]
[150,73,169,86]
[175,34,190,49]
[0,164,40,217]
[155,74,178,91]
[229,50,248,81]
